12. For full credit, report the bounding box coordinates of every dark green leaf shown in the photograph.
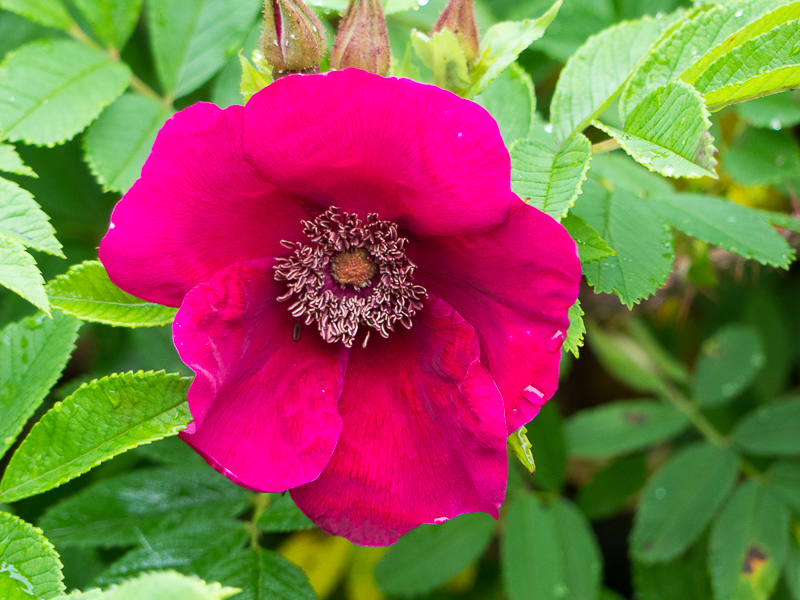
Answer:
[39,466,249,547]
[562,213,614,264]
[633,545,712,600]
[257,493,314,533]
[586,325,670,393]
[502,496,602,600]
[725,128,800,187]
[577,454,648,520]
[474,63,535,145]
[737,90,800,130]
[565,400,689,458]
[0,511,64,600]
[0,371,192,503]
[374,513,495,597]
[631,442,740,563]
[766,460,800,513]
[526,401,566,492]
[0,311,80,460]
[0,176,62,255]
[733,397,800,456]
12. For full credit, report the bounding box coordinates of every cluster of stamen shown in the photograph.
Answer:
[273,207,427,348]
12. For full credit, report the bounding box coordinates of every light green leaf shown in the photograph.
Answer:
[411,29,471,96]
[0,236,49,314]
[502,496,602,600]
[147,0,262,98]
[589,152,675,198]
[624,319,690,385]
[631,442,740,563]
[0,312,80,460]
[84,94,174,193]
[692,325,765,407]
[471,0,561,94]
[563,299,586,358]
[650,193,794,267]
[550,15,677,144]
[94,519,248,586]
[510,132,592,220]
[0,176,62,255]
[384,0,417,14]
[526,401,567,493]
[737,90,800,129]
[0,142,35,176]
[725,128,800,187]
[565,400,689,458]
[0,39,131,146]
[508,425,536,474]
[710,480,789,600]
[598,81,717,179]
[239,51,272,103]
[587,325,671,393]
[562,213,615,264]
[622,0,786,116]
[733,396,800,456]
[59,571,240,600]
[572,182,674,307]
[257,494,315,533]
[758,209,800,233]
[0,0,73,30]
[577,454,648,521]
[71,0,143,49]
[0,512,64,600]
[375,513,495,597]
[202,548,316,600]
[0,371,192,503]
[39,465,249,548]
[46,261,178,327]
[474,63,535,145]
[766,460,800,513]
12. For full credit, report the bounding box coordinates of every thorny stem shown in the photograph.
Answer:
[68,24,172,108]
[592,138,620,154]
[247,493,270,550]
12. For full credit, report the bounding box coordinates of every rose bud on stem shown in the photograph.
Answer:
[432,0,479,63]
[261,0,328,78]
[330,0,391,76]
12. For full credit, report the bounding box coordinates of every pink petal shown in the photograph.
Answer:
[242,69,514,238]
[410,198,581,433]
[175,258,347,492]
[99,102,308,307]
[291,297,508,546]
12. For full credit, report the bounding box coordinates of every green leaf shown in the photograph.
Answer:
[84,94,174,193]
[631,442,740,563]
[46,261,178,327]
[0,236,50,313]
[563,299,586,358]
[0,0,73,30]
[565,400,689,458]
[725,128,800,187]
[71,0,143,49]
[577,454,648,520]
[510,132,592,220]
[692,324,765,407]
[709,480,790,600]
[572,182,674,307]
[411,29,471,96]
[633,546,712,600]
[202,548,316,600]
[471,0,561,94]
[474,63,535,145]
[238,51,272,103]
[624,319,690,386]
[562,213,614,264]
[0,39,131,146]
[785,541,800,600]
[0,511,64,600]
[766,460,800,513]
[598,81,717,179]
[135,435,205,467]
[694,18,800,111]
[733,397,800,456]
[0,142,35,176]
[374,513,495,597]
[0,371,192,503]
[39,466,249,548]
[147,0,262,98]
[0,176,62,255]
[508,425,536,474]
[590,152,675,198]
[650,193,794,268]
[758,209,800,234]
[59,571,240,600]
[737,90,800,129]
[0,311,80,460]
[257,493,315,533]
[502,496,602,600]
[621,0,786,116]
[550,15,677,144]
[526,401,566,492]
[94,519,248,586]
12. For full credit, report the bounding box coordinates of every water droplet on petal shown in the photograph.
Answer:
[547,330,566,352]
[524,385,545,399]
[433,516,448,524]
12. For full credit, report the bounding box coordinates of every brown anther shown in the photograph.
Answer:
[331,248,376,288]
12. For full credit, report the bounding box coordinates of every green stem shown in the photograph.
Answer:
[247,493,270,550]
[592,138,620,154]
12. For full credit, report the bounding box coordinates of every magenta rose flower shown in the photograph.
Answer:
[99,68,581,546]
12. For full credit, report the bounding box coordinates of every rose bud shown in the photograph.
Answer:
[330,0,391,76]
[432,0,479,63]
[261,0,328,76]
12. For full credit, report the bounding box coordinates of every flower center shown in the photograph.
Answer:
[274,207,427,348]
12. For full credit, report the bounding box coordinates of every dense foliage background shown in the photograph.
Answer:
[1,0,800,598]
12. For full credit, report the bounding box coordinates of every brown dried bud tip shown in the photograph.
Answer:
[331,0,391,76]
[261,0,327,75]
[431,0,479,63]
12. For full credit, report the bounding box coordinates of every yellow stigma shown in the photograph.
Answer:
[331,248,377,288]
